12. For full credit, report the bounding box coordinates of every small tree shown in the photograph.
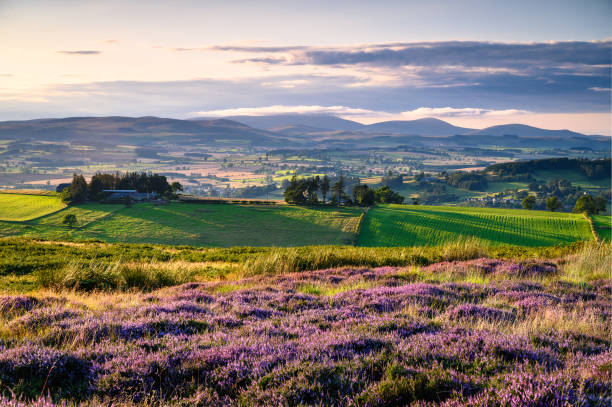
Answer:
[411,197,420,205]
[69,173,87,203]
[352,185,375,206]
[171,182,183,194]
[545,196,562,212]
[521,195,536,210]
[573,194,606,214]
[331,175,345,206]
[62,213,77,228]
[321,175,330,203]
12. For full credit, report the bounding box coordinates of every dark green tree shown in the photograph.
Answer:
[69,173,87,203]
[545,196,563,212]
[352,185,375,206]
[521,195,536,210]
[320,175,330,203]
[573,194,606,214]
[331,175,345,205]
[62,213,77,228]
[374,186,405,204]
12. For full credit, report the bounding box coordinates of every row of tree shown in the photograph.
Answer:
[487,158,611,180]
[283,175,404,206]
[521,193,607,214]
[61,172,182,203]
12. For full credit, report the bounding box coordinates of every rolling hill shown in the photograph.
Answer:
[363,118,474,135]
[468,123,589,138]
[0,116,288,146]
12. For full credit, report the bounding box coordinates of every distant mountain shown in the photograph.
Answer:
[467,124,588,138]
[192,114,365,132]
[191,114,598,139]
[363,118,474,136]
[0,116,287,145]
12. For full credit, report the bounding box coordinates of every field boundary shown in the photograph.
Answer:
[353,208,369,246]
[584,213,601,242]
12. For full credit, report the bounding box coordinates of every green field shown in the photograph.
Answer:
[0,197,362,246]
[357,204,593,247]
[0,193,599,247]
[0,192,65,221]
[592,214,612,242]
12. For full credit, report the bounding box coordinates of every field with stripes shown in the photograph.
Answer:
[357,204,594,247]
[0,193,603,247]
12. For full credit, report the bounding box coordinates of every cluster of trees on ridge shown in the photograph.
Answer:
[486,157,610,180]
[61,172,183,203]
[283,174,404,206]
[520,193,607,214]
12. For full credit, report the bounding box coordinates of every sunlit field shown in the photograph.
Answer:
[358,204,593,247]
[0,192,65,221]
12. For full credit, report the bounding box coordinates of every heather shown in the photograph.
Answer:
[0,247,609,406]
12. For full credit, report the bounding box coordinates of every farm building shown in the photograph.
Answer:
[102,190,155,201]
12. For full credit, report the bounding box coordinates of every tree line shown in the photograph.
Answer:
[61,172,182,203]
[486,158,611,180]
[283,175,404,206]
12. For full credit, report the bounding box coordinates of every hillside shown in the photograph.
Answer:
[469,123,591,138]
[0,116,287,146]
[195,114,366,131]
[364,118,474,135]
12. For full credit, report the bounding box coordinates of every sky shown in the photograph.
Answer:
[1,0,611,134]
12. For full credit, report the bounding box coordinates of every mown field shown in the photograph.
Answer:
[592,214,612,242]
[358,204,593,247]
[0,192,65,221]
[0,196,362,247]
[0,238,609,406]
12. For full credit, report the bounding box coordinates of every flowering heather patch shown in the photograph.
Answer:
[424,258,558,278]
[0,260,609,406]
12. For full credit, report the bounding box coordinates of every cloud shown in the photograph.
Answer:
[193,104,533,122]
[589,87,611,92]
[219,41,611,70]
[57,50,101,55]
[194,105,375,117]
[399,107,531,119]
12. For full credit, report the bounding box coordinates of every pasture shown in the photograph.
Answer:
[357,204,593,247]
[0,201,362,247]
[0,192,65,221]
[592,214,612,242]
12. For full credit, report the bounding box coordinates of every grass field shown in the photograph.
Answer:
[0,200,362,247]
[592,214,612,242]
[358,204,593,247]
[0,192,65,221]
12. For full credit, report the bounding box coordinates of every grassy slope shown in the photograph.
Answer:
[592,214,612,242]
[358,204,593,247]
[0,193,65,221]
[0,202,362,247]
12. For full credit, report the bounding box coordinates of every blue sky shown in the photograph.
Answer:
[1,0,611,134]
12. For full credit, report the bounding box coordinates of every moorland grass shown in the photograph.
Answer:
[0,192,65,221]
[358,204,593,247]
[0,236,592,293]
